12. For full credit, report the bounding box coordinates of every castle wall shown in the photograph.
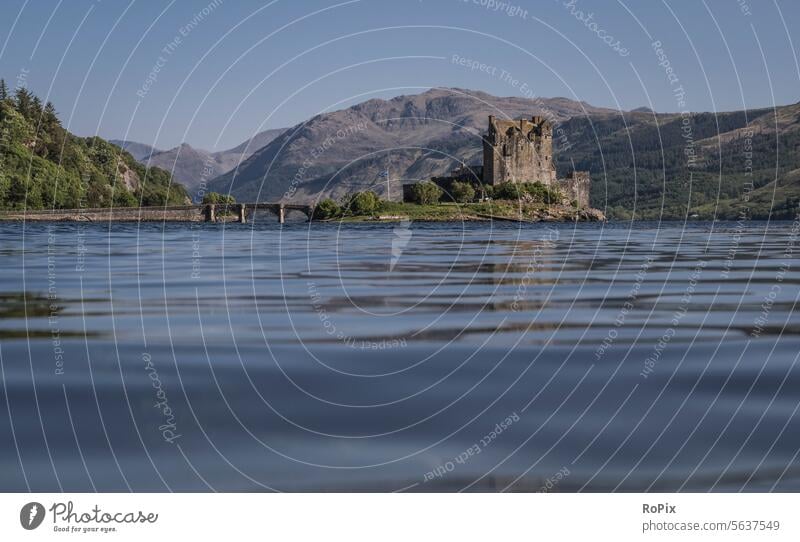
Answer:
[558,171,591,208]
[483,116,557,186]
[407,116,593,208]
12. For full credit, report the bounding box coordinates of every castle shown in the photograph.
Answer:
[404,115,590,207]
[483,115,557,186]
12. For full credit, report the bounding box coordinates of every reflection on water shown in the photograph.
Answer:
[0,219,799,491]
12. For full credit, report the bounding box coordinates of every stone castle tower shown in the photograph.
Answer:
[404,115,591,208]
[482,115,557,186]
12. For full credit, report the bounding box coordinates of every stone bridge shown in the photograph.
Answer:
[0,203,314,224]
[203,203,314,223]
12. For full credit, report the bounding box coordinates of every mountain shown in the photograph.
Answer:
[125,128,286,195]
[208,88,800,219]
[143,143,219,194]
[208,88,614,203]
[109,140,161,161]
[554,104,800,219]
[217,128,287,160]
[0,83,188,209]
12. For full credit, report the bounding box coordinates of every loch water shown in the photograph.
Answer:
[0,219,799,491]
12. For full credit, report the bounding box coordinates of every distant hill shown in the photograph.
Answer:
[208,87,614,203]
[122,128,286,195]
[218,128,287,160]
[0,81,187,210]
[207,88,799,220]
[555,104,800,219]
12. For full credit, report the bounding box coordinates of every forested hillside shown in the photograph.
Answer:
[555,106,800,219]
[0,79,187,210]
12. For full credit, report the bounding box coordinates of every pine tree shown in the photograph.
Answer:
[41,100,64,158]
[31,95,43,117]
[14,87,32,117]
[44,101,60,127]
[0,79,7,101]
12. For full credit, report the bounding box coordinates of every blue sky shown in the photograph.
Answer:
[1,0,798,150]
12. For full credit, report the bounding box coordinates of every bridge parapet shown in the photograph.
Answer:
[0,203,314,223]
[203,203,314,223]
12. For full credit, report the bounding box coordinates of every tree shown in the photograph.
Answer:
[7,176,35,209]
[0,100,33,142]
[411,181,442,205]
[450,181,475,203]
[31,95,43,118]
[113,188,138,207]
[43,102,58,124]
[348,190,380,215]
[313,198,341,220]
[0,79,7,101]
[495,182,520,200]
[14,88,32,118]
[0,88,188,211]
[42,102,62,154]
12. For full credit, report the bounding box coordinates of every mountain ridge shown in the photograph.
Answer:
[208,87,617,203]
[207,88,799,219]
[116,128,287,195]
[116,87,800,219]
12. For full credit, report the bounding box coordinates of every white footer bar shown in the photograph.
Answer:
[1,493,796,541]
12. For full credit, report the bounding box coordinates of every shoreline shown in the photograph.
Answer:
[332,202,607,224]
[0,202,607,223]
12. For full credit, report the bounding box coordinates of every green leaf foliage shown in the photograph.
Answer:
[0,82,188,210]
[202,191,236,205]
[494,181,561,204]
[313,198,341,220]
[411,181,443,205]
[348,190,380,215]
[450,181,476,203]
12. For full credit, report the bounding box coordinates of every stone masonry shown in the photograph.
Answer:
[482,115,557,186]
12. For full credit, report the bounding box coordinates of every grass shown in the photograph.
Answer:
[336,201,564,222]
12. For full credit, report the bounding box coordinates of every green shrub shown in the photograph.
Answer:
[202,192,236,205]
[495,182,521,200]
[494,182,561,203]
[348,190,380,215]
[313,198,341,219]
[451,181,476,203]
[411,181,443,205]
[113,188,138,207]
[348,190,381,215]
